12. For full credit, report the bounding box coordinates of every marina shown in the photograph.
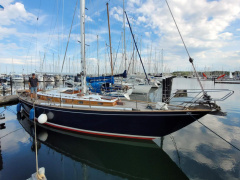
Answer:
[0,0,240,179]
[1,78,240,179]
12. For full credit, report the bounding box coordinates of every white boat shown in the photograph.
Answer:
[104,91,131,100]
[37,74,44,82]
[43,75,55,82]
[132,84,152,94]
[115,80,151,94]
[65,79,81,86]
[125,77,152,94]
[12,74,24,83]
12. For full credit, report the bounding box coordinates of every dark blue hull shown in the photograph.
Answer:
[20,98,210,139]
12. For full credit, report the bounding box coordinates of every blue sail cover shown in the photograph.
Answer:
[86,76,114,84]
[87,76,114,93]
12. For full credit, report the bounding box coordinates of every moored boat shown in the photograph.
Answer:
[17,0,233,141]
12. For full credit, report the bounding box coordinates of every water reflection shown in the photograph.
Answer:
[16,112,188,180]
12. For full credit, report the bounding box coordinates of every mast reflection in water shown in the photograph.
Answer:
[18,112,188,180]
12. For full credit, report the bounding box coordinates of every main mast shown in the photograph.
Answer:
[80,0,86,94]
[123,0,126,71]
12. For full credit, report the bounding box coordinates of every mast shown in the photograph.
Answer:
[53,53,54,73]
[80,0,86,94]
[162,49,163,75]
[132,36,134,74]
[106,3,113,76]
[97,35,99,76]
[123,0,126,71]
[155,48,157,74]
[105,42,107,74]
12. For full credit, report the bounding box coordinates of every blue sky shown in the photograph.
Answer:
[0,0,240,74]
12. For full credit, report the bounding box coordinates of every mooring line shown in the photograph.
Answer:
[197,120,240,152]
[0,109,6,114]
[0,128,23,139]
[189,114,240,152]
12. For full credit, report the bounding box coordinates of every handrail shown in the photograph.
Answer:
[164,89,234,108]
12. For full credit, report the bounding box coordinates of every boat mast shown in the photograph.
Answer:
[123,0,126,71]
[162,49,163,75]
[97,35,99,77]
[80,0,86,94]
[106,3,113,76]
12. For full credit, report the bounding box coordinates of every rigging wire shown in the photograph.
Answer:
[124,11,149,82]
[165,0,206,96]
[113,34,123,71]
[24,0,42,73]
[42,0,59,70]
[61,0,78,73]
[127,42,135,73]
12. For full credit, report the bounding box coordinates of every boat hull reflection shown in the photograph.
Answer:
[18,112,189,180]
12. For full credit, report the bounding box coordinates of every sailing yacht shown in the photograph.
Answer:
[17,0,233,140]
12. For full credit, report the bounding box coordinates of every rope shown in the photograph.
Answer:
[197,120,240,152]
[33,102,39,177]
[165,0,206,96]
[6,107,17,115]
[0,109,6,114]
[0,128,23,139]
[170,135,181,167]
[190,114,240,152]
[165,0,190,57]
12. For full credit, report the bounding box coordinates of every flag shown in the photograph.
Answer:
[0,5,4,11]
[217,74,225,80]
[202,73,207,79]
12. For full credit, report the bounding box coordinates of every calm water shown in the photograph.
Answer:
[0,78,240,180]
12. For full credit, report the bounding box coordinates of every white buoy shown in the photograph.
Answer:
[38,114,48,124]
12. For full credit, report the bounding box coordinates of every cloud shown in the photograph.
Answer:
[144,31,151,37]
[0,1,36,26]
[124,0,240,71]
[219,32,233,40]
[110,6,123,22]
[85,15,93,22]
[0,26,17,40]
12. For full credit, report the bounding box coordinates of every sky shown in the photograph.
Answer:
[0,0,240,74]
